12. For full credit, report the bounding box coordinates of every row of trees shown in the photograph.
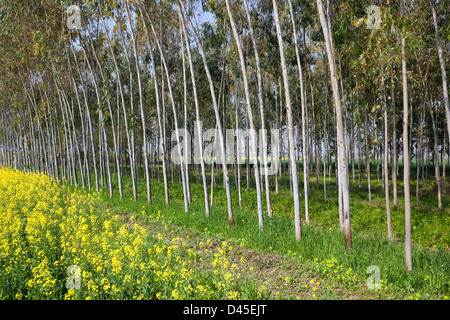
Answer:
[0,0,448,272]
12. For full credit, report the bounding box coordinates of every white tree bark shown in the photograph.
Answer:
[381,66,393,241]
[243,0,273,218]
[100,10,137,202]
[430,1,450,147]
[139,8,170,206]
[316,0,352,248]
[401,0,412,272]
[147,13,189,213]
[287,0,310,225]
[225,0,264,231]
[179,1,234,225]
[179,10,210,216]
[124,0,152,204]
[273,0,302,240]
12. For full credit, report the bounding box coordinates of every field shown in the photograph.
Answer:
[1,0,450,306]
[1,167,449,300]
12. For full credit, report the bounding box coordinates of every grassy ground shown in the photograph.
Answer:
[93,163,450,300]
[4,160,448,300]
[0,167,399,300]
[114,206,393,300]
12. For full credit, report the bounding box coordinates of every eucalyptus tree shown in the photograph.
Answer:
[234,76,243,210]
[83,4,124,199]
[179,12,192,204]
[139,5,170,206]
[117,9,138,195]
[99,4,138,202]
[17,70,40,175]
[124,0,151,203]
[179,0,234,225]
[52,66,84,188]
[225,0,264,231]
[382,63,393,241]
[429,1,450,144]
[178,8,210,216]
[316,0,352,249]
[416,108,425,207]
[2,0,450,257]
[77,27,113,198]
[273,0,302,241]
[242,0,273,218]
[68,33,100,193]
[422,67,443,209]
[287,0,310,226]
[64,48,89,189]
[145,6,189,213]
[391,71,398,206]
[53,72,77,186]
[364,110,372,204]
[400,0,412,272]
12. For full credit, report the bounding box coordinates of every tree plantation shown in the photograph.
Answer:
[0,0,449,301]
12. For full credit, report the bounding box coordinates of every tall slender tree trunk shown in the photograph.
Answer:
[180,22,191,204]
[416,110,425,207]
[235,77,243,210]
[120,27,138,199]
[275,82,280,195]
[391,72,398,206]
[226,0,264,231]
[125,1,151,203]
[430,1,450,147]
[179,1,234,225]
[358,126,362,189]
[83,20,122,199]
[365,112,372,204]
[425,139,429,192]
[382,67,393,241]
[179,10,210,216]
[443,133,446,194]
[149,17,189,213]
[210,124,219,207]
[323,115,327,199]
[139,8,170,206]
[401,0,412,272]
[243,0,273,218]
[350,111,355,182]
[77,35,113,197]
[69,38,99,192]
[316,0,352,249]
[429,99,443,209]
[273,0,302,240]
[288,0,310,225]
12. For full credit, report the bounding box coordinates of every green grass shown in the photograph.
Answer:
[86,164,450,299]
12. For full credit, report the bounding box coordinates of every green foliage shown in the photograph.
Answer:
[99,166,450,299]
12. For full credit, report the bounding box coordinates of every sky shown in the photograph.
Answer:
[195,7,216,26]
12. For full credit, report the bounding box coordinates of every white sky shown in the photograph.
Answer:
[197,10,215,25]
